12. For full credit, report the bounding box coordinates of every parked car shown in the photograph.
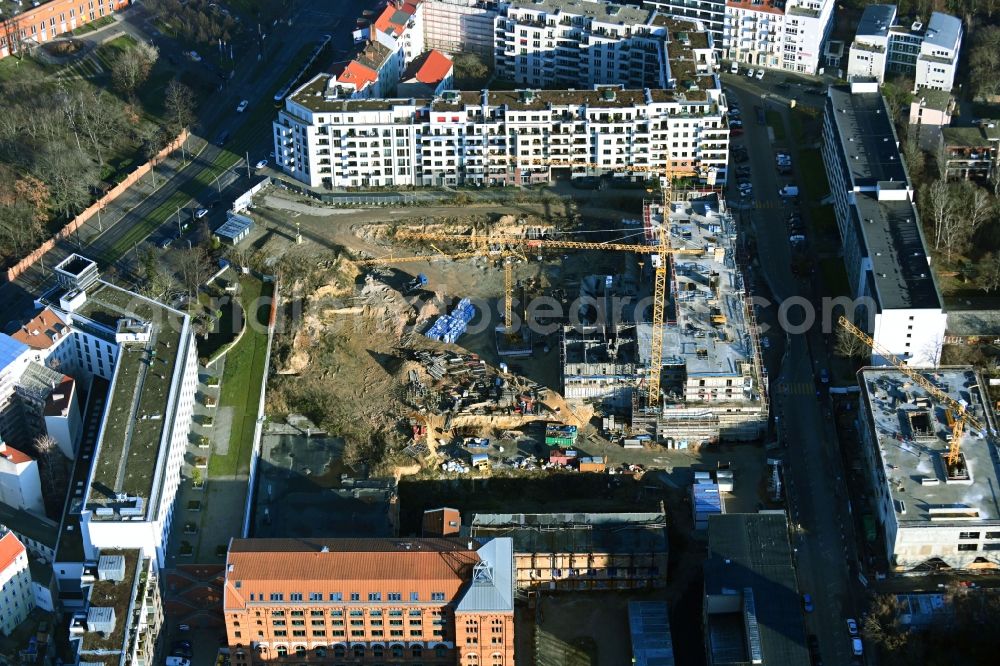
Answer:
[194,208,209,220]
[188,51,202,62]
[819,368,830,383]
[746,67,755,78]
[779,185,799,198]
[755,68,765,80]
[731,61,739,74]
[255,159,268,170]
[802,594,814,612]
[789,234,806,244]
[236,99,249,113]
[851,637,863,656]
[846,619,859,636]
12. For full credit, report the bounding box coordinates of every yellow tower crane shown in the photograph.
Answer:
[498,154,701,408]
[838,316,988,466]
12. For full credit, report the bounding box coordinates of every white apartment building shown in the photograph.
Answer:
[34,255,198,570]
[0,442,43,515]
[857,367,1000,572]
[654,0,834,73]
[424,0,497,57]
[847,5,962,92]
[821,81,947,366]
[274,83,728,189]
[493,0,714,90]
[0,531,34,636]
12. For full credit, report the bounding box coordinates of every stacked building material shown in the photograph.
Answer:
[425,298,477,343]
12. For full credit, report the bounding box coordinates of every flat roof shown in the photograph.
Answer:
[468,512,667,554]
[941,126,991,147]
[856,4,896,38]
[859,366,1000,526]
[705,512,809,666]
[851,192,941,310]
[946,310,1000,337]
[913,88,952,112]
[827,85,909,185]
[0,333,29,370]
[0,501,58,550]
[80,549,141,652]
[629,601,675,666]
[503,0,662,29]
[42,280,189,517]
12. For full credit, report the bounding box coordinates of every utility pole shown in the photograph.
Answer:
[176,208,183,237]
[96,202,103,232]
[150,163,157,188]
[246,152,251,180]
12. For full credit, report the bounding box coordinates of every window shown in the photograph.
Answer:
[350,593,360,601]
[274,631,287,637]
[958,544,978,551]
[309,593,322,601]
[272,620,286,627]
[431,592,446,601]
[985,532,1000,539]
[290,611,303,617]
[368,592,382,601]
[388,592,402,601]
[276,646,287,657]
[410,592,420,601]
[295,646,305,657]
[959,532,981,540]
[330,610,343,617]
[270,593,283,601]
[310,611,324,617]
[329,592,342,601]
[292,630,305,637]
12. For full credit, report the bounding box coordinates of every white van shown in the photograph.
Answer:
[730,61,739,75]
[779,185,799,198]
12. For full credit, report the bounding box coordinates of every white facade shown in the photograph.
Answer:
[857,368,1000,572]
[0,443,44,515]
[780,0,835,74]
[723,2,784,69]
[821,82,946,367]
[44,378,82,460]
[492,1,703,90]
[848,6,962,92]
[0,335,39,445]
[0,532,34,636]
[423,0,496,57]
[275,85,728,189]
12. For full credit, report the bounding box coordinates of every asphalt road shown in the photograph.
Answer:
[723,72,868,666]
[0,0,373,324]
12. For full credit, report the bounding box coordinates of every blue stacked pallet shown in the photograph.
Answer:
[426,299,477,343]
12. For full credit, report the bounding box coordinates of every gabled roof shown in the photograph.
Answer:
[0,531,26,573]
[373,1,421,37]
[415,49,453,84]
[10,308,69,350]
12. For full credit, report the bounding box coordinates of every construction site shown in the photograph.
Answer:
[257,173,766,481]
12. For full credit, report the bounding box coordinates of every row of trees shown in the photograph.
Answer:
[145,0,240,46]
[0,38,196,268]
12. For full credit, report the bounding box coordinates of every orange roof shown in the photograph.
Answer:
[10,308,69,350]
[373,0,421,37]
[0,443,34,466]
[416,49,453,85]
[0,532,26,574]
[337,60,378,90]
[224,538,481,609]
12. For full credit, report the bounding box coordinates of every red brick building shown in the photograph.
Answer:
[0,0,131,59]
[223,537,515,665]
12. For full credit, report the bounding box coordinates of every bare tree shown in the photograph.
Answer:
[35,144,97,219]
[979,251,1000,292]
[923,179,954,252]
[111,41,159,97]
[32,434,67,505]
[835,325,870,360]
[164,80,196,135]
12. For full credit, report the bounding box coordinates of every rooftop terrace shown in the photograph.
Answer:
[79,549,141,653]
[859,367,1000,525]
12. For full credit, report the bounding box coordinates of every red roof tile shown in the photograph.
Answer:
[415,49,453,85]
[337,60,378,90]
[10,308,69,350]
[0,443,33,466]
[0,532,26,574]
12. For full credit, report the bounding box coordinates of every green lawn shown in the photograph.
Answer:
[766,110,786,141]
[99,40,320,265]
[799,148,830,202]
[71,14,117,36]
[790,107,819,144]
[209,277,273,477]
[0,54,50,83]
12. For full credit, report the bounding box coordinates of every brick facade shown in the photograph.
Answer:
[0,0,131,59]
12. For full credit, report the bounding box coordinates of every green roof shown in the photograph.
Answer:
[80,549,141,653]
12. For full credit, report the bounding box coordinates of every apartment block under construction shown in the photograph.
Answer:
[561,195,767,446]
